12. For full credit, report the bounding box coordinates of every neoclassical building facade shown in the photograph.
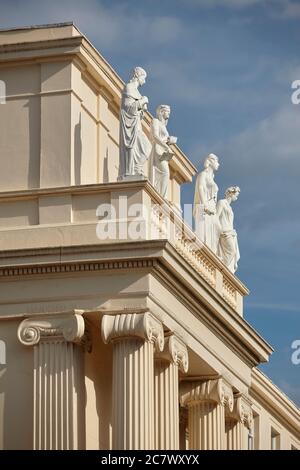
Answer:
[0,23,299,451]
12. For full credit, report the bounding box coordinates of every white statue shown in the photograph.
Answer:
[193,153,219,252]
[119,67,152,178]
[216,186,240,273]
[150,105,177,198]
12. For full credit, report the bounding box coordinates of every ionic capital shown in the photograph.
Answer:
[180,378,234,412]
[101,312,164,351]
[226,394,253,429]
[17,311,85,346]
[156,335,189,373]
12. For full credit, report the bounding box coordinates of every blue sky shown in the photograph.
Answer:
[0,0,300,405]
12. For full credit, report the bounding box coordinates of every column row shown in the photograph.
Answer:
[102,312,189,450]
[17,310,252,450]
[180,379,253,450]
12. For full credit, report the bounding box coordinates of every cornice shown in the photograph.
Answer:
[250,369,300,435]
[0,36,83,63]
[151,248,272,365]
[0,238,272,367]
[0,22,75,33]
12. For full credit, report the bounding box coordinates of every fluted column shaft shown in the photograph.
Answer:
[155,360,179,449]
[154,335,189,450]
[102,312,164,450]
[33,340,84,450]
[188,401,225,450]
[181,378,233,450]
[114,338,154,449]
[226,419,244,450]
[18,312,86,450]
[225,394,253,450]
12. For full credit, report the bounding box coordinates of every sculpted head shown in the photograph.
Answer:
[204,153,219,171]
[156,104,171,121]
[225,186,240,202]
[130,66,147,86]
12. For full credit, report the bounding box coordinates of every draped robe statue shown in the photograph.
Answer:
[193,154,220,253]
[150,105,177,198]
[119,67,151,179]
[216,186,241,273]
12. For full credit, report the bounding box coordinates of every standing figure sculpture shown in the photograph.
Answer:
[119,67,151,179]
[216,186,240,273]
[150,105,177,198]
[193,153,220,253]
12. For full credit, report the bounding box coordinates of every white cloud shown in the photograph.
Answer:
[190,99,300,173]
[0,0,183,49]
[145,57,270,108]
[275,62,300,86]
[236,105,300,161]
[274,0,300,18]
[183,0,263,8]
[211,104,300,180]
[180,0,300,19]
[150,17,183,44]
[145,59,211,106]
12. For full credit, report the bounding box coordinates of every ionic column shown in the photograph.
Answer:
[154,335,189,450]
[225,394,253,450]
[17,311,86,450]
[101,312,164,450]
[180,378,233,450]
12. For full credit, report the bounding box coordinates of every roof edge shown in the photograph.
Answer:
[0,22,76,33]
